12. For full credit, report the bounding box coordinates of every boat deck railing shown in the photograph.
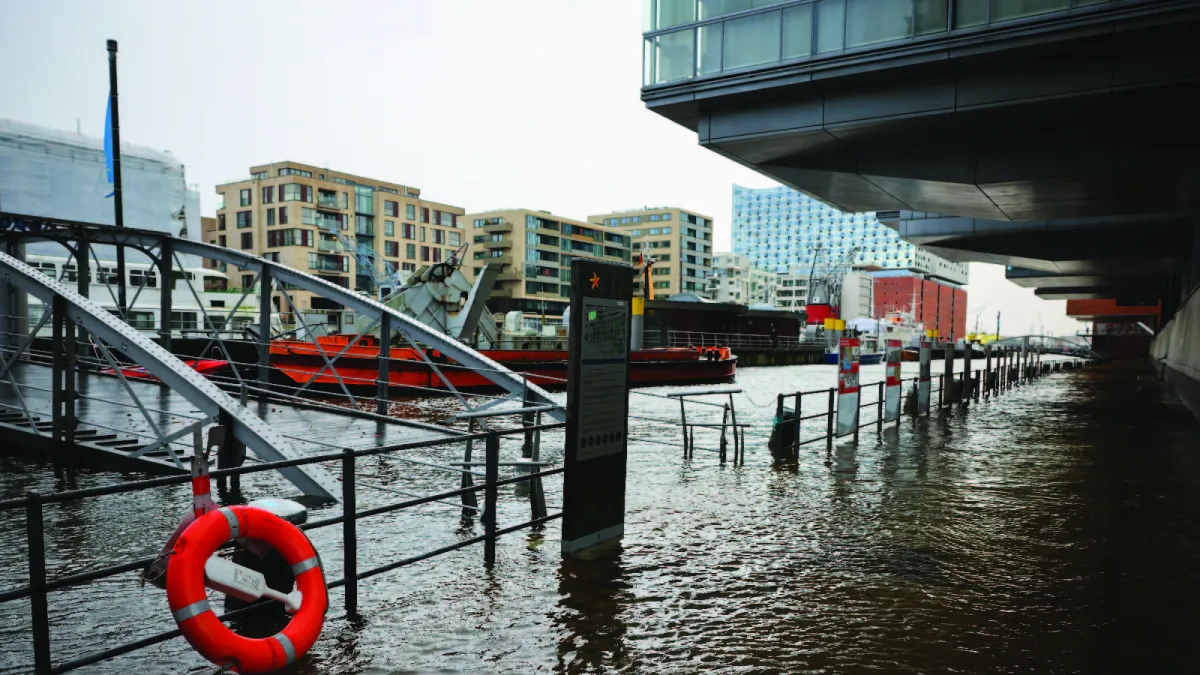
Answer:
[655,330,810,350]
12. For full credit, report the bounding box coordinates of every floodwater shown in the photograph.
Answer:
[3,360,1200,674]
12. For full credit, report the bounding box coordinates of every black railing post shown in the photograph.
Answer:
[877,381,884,434]
[51,296,65,445]
[257,266,272,390]
[679,398,688,458]
[484,432,499,566]
[792,393,802,457]
[826,388,834,451]
[27,491,52,675]
[376,312,391,416]
[341,448,358,617]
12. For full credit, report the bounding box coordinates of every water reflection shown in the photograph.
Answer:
[554,548,631,673]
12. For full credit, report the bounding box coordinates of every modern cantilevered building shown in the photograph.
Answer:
[641,0,1200,319]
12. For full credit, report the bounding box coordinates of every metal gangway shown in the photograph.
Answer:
[0,214,564,501]
[990,334,1100,359]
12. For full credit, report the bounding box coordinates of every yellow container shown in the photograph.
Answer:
[823,318,835,329]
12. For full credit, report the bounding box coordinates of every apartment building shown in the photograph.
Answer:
[214,162,465,318]
[587,207,714,298]
[776,269,808,311]
[706,253,777,305]
[464,209,632,318]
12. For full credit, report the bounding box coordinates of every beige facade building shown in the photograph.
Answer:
[587,207,714,298]
[706,253,777,305]
[214,162,465,320]
[776,269,808,311]
[463,209,631,319]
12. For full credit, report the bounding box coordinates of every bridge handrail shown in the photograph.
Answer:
[0,250,340,500]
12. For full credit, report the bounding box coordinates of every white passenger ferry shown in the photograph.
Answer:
[24,254,266,338]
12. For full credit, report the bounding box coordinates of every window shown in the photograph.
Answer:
[266,229,314,248]
[384,200,399,217]
[654,281,671,289]
[433,229,445,245]
[267,209,275,226]
[384,241,399,257]
[355,215,374,236]
[218,235,226,247]
[171,311,199,331]
[384,220,395,236]
[354,185,374,214]
[420,227,426,242]
[421,246,430,262]
[439,211,454,227]
[402,223,415,239]
[816,0,845,53]
[278,168,312,178]
[242,274,254,288]
[236,211,251,228]
[402,262,416,272]
[262,186,274,204]
[250,171,268,180]
[279,207,288,224]
[28,261,55,277]
[406,204,416,220]
[302,208,319,226]
[448,231,460,246]
[263,252,280,263]
[240,233,253,249]
[239,189,251,206]
[61,264,78,283]
[420,207,429,223]
[432,248,442,263]
[130,269,157,288]
[652,266,671,276]
[281,184,312,202]
[217,214,226,230]
[405,243,416,258]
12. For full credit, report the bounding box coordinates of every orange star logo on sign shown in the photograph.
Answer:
[590,272,600,289]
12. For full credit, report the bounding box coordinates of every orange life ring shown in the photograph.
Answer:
[166,505,328,673]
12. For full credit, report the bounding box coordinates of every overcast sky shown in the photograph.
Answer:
[0,0,1083,336]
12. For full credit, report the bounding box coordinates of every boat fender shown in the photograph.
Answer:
[166,505,328,673]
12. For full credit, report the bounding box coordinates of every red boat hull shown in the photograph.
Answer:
[268,338,736,393]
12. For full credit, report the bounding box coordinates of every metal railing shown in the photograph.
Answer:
[0,422,564,675]
[662,330,809,350]
[772,353,1092,456]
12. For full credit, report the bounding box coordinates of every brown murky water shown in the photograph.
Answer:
[3,361,1199,674]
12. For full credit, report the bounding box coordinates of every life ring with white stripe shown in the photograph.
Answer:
[166,505,328,673]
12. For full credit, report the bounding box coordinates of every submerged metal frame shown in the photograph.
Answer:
[0,249,339,500]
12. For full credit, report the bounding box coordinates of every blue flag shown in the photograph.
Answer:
[103,97,115,198]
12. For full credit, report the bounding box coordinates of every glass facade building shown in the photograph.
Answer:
[731,184,968,283]
[644,0,1117,86]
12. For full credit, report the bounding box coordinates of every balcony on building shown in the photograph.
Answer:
[317,190,343,211]
[318,236,343,253]
[309,253,346,273]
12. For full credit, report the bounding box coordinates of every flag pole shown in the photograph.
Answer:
[107,39,127,316]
